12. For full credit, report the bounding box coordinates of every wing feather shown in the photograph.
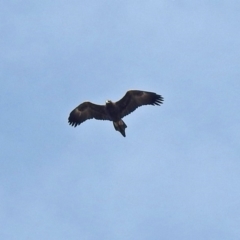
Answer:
[68,102,110,127]
[116,90,164,118]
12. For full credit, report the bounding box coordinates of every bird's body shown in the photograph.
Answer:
[68,90,164,137]
[105,100,127,136]
[105,100,121,121]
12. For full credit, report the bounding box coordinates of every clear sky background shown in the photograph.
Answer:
[1,1,240,239]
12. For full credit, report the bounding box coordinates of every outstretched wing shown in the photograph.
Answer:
[68,102,110,127]
[116,90,164,118]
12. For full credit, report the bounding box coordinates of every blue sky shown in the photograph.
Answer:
[1,1,240,239]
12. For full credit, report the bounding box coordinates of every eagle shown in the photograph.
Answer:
[68,90,164,137]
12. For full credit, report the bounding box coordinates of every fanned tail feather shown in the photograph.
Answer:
[113,120,127,137]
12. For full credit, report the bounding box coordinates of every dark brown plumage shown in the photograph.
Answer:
[68,90,164,137]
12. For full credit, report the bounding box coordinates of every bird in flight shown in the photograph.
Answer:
[68,90,164,137]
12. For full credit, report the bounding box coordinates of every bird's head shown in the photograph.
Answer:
[105,100,113,105]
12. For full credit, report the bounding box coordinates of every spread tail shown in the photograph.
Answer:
[113,120,127,137]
